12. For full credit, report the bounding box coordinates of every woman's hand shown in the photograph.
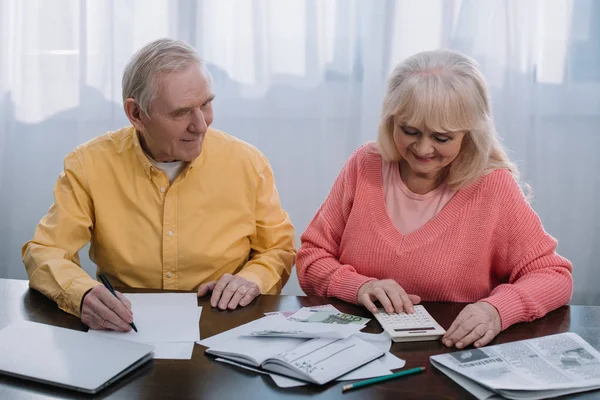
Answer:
[442,302,501,349]
[357,279,421,314]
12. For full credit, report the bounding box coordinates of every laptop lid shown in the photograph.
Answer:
[0,320,154,394]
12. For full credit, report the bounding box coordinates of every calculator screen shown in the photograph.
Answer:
[393,327,436,332]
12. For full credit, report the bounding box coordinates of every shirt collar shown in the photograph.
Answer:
[132,128,155,180]
[131,127,206,180]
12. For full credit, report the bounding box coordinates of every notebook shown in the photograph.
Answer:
[199,316,383,384]
[0,320,155,394]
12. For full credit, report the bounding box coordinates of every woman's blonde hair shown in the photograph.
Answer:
[377,49,521,191]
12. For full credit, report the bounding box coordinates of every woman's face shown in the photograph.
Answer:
[392,115,466,180]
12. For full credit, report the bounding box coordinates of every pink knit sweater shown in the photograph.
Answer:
[297,144,573,330]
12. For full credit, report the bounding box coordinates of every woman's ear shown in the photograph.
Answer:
[124,98,145,132]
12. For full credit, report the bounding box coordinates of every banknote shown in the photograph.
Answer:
[264,304,340,318]
[288,309,370,325]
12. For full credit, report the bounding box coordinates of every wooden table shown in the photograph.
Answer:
[1,278,599,399]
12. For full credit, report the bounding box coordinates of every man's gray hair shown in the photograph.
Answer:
[122,38,206,115]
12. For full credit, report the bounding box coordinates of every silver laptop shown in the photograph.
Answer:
[0,320,154,394]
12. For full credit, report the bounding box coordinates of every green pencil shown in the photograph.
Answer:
[342,366,425,392]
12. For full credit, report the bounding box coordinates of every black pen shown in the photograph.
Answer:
[98,274,138,332]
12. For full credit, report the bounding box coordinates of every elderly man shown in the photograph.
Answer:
[22,39,296,332]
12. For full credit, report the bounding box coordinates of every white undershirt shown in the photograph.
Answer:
[148,158,187,184]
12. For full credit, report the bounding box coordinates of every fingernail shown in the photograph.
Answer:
[474,342,480,348]
[457,342,463,348]
[445,340,452,347]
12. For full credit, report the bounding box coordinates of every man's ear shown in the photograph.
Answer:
[124,98,146,132]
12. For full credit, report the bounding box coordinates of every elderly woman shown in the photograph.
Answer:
[296,50,572,349]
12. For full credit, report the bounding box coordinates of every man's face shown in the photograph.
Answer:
[138,64,214,162]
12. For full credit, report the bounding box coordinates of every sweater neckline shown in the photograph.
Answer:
[393,161,449,200]
[366,152,478,253]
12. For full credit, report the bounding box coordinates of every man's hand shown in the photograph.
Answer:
[197,273,260,310]
[357,279,421,314]
[81,285,133,332]
[442,302,501,349]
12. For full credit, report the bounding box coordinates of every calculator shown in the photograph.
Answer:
[372,305,446,342]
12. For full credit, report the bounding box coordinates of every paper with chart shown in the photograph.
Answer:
[88,293,201,359]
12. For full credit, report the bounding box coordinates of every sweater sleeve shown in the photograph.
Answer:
[480,171,573,330]
[296,147,376,303]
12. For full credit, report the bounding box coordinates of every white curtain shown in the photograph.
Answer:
[1,0,598,304]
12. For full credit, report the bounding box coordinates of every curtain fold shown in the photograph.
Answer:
[1,0,598,304]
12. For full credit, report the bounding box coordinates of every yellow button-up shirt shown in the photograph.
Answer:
[22,126,296,316]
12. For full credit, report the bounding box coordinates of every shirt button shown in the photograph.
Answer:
[168,230,173,236]
[160,187,166,193]
[167,272,173,278]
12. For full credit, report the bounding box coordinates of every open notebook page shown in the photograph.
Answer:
[200,317,307,366]
[263,336,384,385]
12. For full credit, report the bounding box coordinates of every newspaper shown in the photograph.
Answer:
[430,332,600,400]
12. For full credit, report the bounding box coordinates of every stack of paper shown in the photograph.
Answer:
[198,305,406,387]
[88,293,201,360]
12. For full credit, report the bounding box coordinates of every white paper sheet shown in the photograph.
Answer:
[270,373,308,388]
[150,342,195,360]
[379,352,406,370]
[354,331,392,352]
[88,294,201,343]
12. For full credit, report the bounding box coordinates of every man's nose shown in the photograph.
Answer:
[189,107,207,133]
